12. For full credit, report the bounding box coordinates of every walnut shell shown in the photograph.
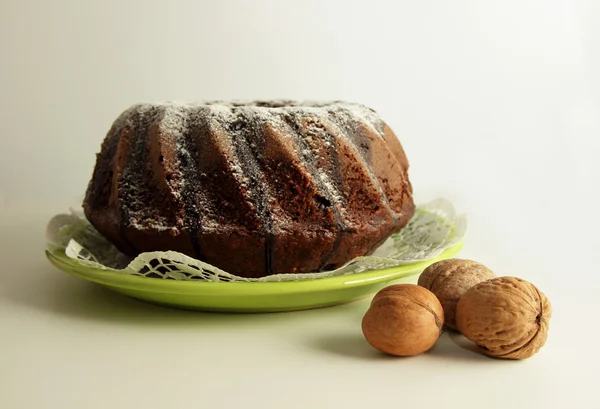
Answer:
[455,277,552,359]
[362,284,444,356]
[418,259,496,330]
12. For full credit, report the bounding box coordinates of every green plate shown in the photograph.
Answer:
[46,241,463,313]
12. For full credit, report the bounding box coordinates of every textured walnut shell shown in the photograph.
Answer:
[455,277,552,359]
[418,259,496,330]
[362,284,444,356]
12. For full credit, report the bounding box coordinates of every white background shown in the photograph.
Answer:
[1,1,599,408]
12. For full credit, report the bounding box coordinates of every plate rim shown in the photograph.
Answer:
[46,241,463,296]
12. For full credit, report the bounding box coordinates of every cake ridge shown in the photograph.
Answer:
[172,104,205,259]
[326,107,399,231]
[227,107,277,275]
[328,107,404,255]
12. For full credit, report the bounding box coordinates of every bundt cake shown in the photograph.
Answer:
[83,101,415,278]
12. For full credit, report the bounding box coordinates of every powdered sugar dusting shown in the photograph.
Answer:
[120,100,383,123]
[112,100,389,235]
[159,104,188,203]
[159,104,189,136]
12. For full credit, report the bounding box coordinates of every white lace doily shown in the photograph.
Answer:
[45,198,466,282]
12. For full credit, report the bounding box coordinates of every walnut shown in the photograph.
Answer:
[455,277,552,359]
[418,259,496,330]
[362,284,444,356]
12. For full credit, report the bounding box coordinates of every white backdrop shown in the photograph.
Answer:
[1,1,599,407]
[2,0,598,285]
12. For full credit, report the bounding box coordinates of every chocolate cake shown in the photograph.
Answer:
[83,101,415,278]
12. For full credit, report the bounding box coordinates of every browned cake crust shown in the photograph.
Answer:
[83,101,415,278]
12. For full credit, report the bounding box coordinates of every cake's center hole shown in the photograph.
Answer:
[252,100,299,108]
